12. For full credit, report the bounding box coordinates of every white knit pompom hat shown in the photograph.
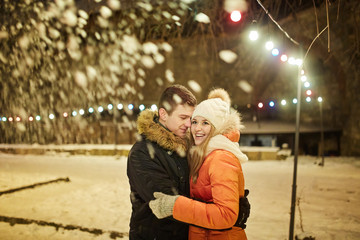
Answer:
[192,88,231,130]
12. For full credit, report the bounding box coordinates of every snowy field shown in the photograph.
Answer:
[0,152,360,240]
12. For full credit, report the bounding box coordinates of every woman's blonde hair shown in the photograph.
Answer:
[188,125,215,183]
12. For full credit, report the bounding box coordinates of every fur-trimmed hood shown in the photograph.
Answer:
[137,109,188,157]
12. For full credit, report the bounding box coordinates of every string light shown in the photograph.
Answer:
[151,104,158,111]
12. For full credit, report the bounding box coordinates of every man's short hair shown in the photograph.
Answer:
[159,84,197,114]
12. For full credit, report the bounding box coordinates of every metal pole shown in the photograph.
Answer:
[319,100,325,166]
[289,64,302,240]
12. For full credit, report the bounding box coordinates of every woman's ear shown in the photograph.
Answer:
[158,108,168,122]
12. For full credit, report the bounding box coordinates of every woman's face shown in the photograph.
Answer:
[191,116,212,146]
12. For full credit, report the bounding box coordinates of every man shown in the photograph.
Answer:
[127,84,197,240]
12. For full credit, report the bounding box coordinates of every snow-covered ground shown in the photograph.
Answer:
[0,151,359,240]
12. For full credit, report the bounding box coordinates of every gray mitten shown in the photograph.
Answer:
[149,192,179,219]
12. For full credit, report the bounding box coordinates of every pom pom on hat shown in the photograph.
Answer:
[208,88,231,105]
[192,88,231,130]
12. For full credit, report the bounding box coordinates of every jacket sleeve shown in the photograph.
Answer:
[173,150,243,229]
[127,142,180,203]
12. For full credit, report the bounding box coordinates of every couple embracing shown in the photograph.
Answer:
[127,85,250,240]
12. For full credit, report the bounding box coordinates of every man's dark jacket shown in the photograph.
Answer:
[127,109,190,240]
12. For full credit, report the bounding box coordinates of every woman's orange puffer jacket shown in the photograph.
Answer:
[173,131,248,240]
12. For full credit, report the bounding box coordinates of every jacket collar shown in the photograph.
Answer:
[136,109,188,157]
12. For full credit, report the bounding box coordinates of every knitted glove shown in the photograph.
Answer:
[149,192,179,219]
[234,189,250,229]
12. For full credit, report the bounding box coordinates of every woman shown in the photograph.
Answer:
[150,88,249,240]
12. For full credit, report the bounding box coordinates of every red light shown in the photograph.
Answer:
[230,10,242,22]
[258,102,264,108]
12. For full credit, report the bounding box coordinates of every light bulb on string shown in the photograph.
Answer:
[249,30,259,41]
[151,104,158,111]
[271,48,279,56]
[98,106,104,113]
[265,41,274,50]
[258,102,264,108]
[72,111,77,117]
[317,97,323,102]
[306,90,312,96]
[108,104,113,110]
[49,114,55,120]
[281,99,287,105]
[292,98,298,104]
[139,104,145,111]
[280,54,288,62]
[269,101,275,108]
[117,103,123,110]
[35,115,41,121]
[304,82,311,88]
[306,97,311,102]
[88,107,94,113]
[230,10,242,22]
[128,104,134,110]
[79,109,85,115]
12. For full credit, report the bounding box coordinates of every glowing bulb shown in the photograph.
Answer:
[108,104,113,110]
[306,97,311,102]
[280,54,288,62]
[249,30,259,41]
[288,57,296,65]
[88,107,94,113]
[139,104,145,111]
[117,103,123,110]
[258,102,264,108]
[271,48,279,56]
[301,75,307,82]
[296,58,303,66]
[230,10,242,22]
[98,106,104,113]
[292,98,298,104]
[306,90,312,96]
[49,114,55,119]
[304,82,311,88]
[281,99,287,105]
[151,104,158,111]
[8,117,13,122]
[269,101,275,108]
[79,109,85,115]
[128,104,134,110]
[63,112,68,118]
[72,111,77,117]
[35,115,41,121]
[265,41,274,50]
[16,116,21,122]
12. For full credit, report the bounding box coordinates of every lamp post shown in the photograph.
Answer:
[288,63,302,240]
[318,97,325,166]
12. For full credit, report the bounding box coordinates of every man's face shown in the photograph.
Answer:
[161,104,195,138]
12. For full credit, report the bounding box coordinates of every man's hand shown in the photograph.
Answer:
[234,189,250,229]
